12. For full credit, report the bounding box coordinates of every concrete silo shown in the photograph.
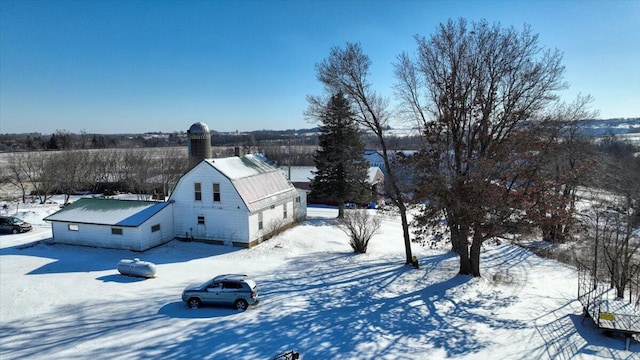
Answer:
[187,122,212,167]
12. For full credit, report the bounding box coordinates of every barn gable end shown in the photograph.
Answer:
[170,154,306,247]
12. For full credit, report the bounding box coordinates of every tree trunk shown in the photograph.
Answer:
[374,132,413,265]
[19,185,27,204]
[399,204,413,264]
[470,229,483,277]
[617,274,626,299]
[450,223,460,254]
[337,203,345,218]
[457,225,472,275]
[554,223,565,242]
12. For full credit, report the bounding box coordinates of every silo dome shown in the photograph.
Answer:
[187,122,212,167]
[188,122,210,134]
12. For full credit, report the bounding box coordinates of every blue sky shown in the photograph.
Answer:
[1,0,638,134]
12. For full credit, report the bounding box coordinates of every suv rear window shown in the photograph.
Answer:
[222,281,243,289]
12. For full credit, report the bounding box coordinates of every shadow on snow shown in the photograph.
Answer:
[158,301,242,319]
[1,246,633,359]
[145,251,521,358]
[0,239,242,275]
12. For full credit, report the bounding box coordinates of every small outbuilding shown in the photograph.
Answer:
[44,198,175,251]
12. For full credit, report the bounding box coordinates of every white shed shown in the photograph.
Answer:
[170,154,306,247]
[44,198,175,251]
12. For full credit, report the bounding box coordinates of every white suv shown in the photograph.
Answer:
[182,274,259,311]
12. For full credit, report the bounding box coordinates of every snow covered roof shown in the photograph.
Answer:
[367,167,384,184]
[44,198,172,227]
[204,155,299,212]
[204,155,276,179]
[287,166,316,183]
[285,166,383,184]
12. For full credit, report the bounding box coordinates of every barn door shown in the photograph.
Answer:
[195,224,206,238]
[195,215,207,239]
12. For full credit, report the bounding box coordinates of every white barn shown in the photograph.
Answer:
[170,154,306,247]
[44,198,175,251]
[44,154,307,250]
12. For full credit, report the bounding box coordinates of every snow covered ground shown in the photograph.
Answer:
[0,198,638,359]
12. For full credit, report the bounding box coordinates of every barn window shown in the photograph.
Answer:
[151,224,160,232]
[213,183,221,202]
[68,224,79,231]
[258,212,263,230]
[283,204,288,219]
[295,196,300,203]
[194,182,202,201]
[111,228,123,235]
[198,215,205,224]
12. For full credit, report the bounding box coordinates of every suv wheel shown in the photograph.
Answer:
[11,228,18,234]
[235,299,248,311]
[188,298,201,309]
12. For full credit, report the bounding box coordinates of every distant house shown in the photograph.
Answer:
[364,149,420,174]
[364,149,386,171]
[44,198,174,251]
[287,166,316,192]
[367,167,385,197]
[287,165,384,206]
[170,154,306,247]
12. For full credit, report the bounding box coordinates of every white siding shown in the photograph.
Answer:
[139,204,175,250]
[171,162,251,243]
[294,189,307,220]
[50,206,174,251]
[170,158,307,247]
[51,222,140,250]
[247,199,299,244]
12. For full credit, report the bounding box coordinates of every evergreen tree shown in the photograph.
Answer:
[310,92,369,218]
[25,135,36,150]
[46,134,59,150]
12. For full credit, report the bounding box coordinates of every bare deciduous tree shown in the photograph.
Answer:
[5,152,30,203]
[395,19,577,276]
[586,138,640,298]
[89,150,122,190]
[534,95,599,242]
[579,189,640,299]
[21,152,58,204]
[308,42,414,264]
[50,151,91,204]
[121,149,155,200]
[1,147,190,202]
[154,147,188,198]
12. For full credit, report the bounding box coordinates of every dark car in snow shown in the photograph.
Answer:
[0,216,32,234]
